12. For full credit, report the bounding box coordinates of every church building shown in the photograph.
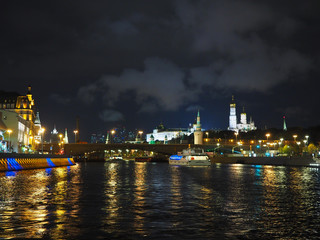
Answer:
[228,96,257,132]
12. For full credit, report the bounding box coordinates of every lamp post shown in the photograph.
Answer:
[59,134,63,143]
[305,135,309,145]
[234,131,238,143]
[39,128,45,154]
[7,129,12,152]
[138,131,143,143]
[266,133,270,142]
[111,130,115,144]
[293,134,298,142]
[74,130,78,143]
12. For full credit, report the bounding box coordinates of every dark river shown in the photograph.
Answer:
[1,161,320,239]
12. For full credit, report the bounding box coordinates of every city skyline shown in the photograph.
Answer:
[1,0,320,141]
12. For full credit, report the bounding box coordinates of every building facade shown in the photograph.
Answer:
[228,96,257,132]
[0,86,39,153]
[146,122,195,144]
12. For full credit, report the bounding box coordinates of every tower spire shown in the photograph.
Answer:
[228,95,237,131]
[283,116,287,131]
[64,128,69,143]
[194,110,203,144]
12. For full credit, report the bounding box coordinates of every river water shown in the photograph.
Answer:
[0,161,320,239]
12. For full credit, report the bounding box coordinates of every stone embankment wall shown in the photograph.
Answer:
[0,156,76,172]
[211,156,316,167]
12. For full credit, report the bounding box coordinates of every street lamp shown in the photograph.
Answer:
[305,135,309,145]
[7,129,12,152]
[59,134,63,143]
[74,130,78,143]
[234,132,238,142]
[266,133,270,142]
[139,131,143,143]
[293,135,298,142]
[39,128,45,154]
[111,130,115,143]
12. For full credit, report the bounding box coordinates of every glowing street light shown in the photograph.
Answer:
[59,134,63,142]
[305,135,309,145]
[136,130,143,143]
[293,135,298,142]
[39,128,45,154]
[7,129,12,152]
[111,130,115,143]
[73,130,78,143]
[234,131,238,142]
[266,133,270,141]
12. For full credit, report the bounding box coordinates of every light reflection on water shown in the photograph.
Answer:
[1,162,320,239]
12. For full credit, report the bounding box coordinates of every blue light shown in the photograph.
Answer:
[169,155,183,160]
[6,171,16,177]
[265,152,271,157]
[67,158,73,165]
[7,158,23,171]
[46,158,56,167]
[45,168,52,175]
[256,145,260,149]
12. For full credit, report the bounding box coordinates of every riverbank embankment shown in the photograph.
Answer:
[211,156,317,167]
[0,153,76,171]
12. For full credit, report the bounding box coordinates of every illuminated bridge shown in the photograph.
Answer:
[40,143,221,156]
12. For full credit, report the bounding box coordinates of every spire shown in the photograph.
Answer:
[51,125,58,135]
[196,110,201,130]
[27,85,32,95]
[64,128,69,143]
[283,116,287,131]
[34,112,41,125]
[105,132,110,144]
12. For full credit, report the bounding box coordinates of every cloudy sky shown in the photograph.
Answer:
[1,0,319,140]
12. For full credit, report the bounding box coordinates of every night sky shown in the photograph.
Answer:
[1,0,320,141]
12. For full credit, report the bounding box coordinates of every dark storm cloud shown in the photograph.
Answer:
[1,0,319,135]
[78,57,198,115]
[99,109,124,122]
[76,0,315,111]
[174,0,314,92]
[49,93,71,105]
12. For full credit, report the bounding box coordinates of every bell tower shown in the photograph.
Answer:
[228,95,237,131]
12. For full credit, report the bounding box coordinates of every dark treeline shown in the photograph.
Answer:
[205,126,320,144]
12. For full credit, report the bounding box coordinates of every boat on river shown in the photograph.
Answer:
[169,148,211,166]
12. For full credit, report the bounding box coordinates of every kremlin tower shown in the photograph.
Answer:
[228,96,237,131]
[194,110,203,145]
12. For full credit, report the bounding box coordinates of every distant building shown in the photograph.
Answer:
[228,96,256,132]
[50,125,59,143]
[0,86,38,153]
[146,122,195,144]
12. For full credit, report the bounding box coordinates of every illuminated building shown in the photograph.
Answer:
[194,110,203,144]
[50,125,59,143]
[0,86,38,152]
[228,96,237,131]
[34,112,42,143]
[146,122,194,143]
[228,96,256,132]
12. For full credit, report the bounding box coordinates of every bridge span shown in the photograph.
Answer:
[40,143,218,156]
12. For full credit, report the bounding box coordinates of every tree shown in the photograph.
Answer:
[307,143,318,155]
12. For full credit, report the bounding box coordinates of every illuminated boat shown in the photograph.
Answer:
[169,148,211,166]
